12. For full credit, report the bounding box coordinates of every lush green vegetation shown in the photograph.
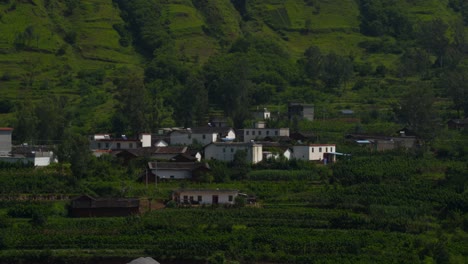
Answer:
[0,0,467,140]
[0,139,467,262]
[0,0,468,263]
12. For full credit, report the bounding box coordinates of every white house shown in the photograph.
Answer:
[252,108,271,120]
[239,127,289,142]
[292,144,336,163]
[172,189,239,205]
[170,127,236,146]
[90,134,143,151]
[146,162,210,180]
[204,142,263,164]
[0,127,13,156]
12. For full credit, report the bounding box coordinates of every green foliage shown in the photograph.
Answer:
[248,170,322,181]
[357,0,412,38]
[395,83,437,141]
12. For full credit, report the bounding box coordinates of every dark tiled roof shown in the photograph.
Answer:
[117,147,158,157]
[11,146,54,157]
[170,153,197,162]
[448,118,468,125]
[153,146,187,154]
[70,195,139,208]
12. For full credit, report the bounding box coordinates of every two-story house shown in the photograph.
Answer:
[204,142,263,164]
[170,127,236,146]
[292,144,336,163]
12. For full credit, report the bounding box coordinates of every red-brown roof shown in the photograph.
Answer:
[0,127,13,131]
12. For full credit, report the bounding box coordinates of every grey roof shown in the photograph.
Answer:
[127,257,160,264]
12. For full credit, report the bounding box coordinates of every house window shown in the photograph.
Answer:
[228,195,233,202]
[326,147,328,152]
[129,143,133,148]
[319,147,322,152]
[311,147,314,153]
[198,196,202,202]
[246,131,249,135]
[252,131,256,136]
[188,134,191,139]
[266,131,270,135]
[97,143,101,149]
[117,143,121,149]
[202,134,206,139]
[105,143,109,148]
[231,148,234,153]
[170,175,175,179]
[275,131,278,136]
[183,195,188,202]
[190,196,194,202]
[223,148,226,153]
[259,131,262,135]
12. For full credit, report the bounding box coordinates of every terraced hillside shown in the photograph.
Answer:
[0,0,142,128]
[0,0,467,138]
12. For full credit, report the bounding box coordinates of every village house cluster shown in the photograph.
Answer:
[1,103,447,211]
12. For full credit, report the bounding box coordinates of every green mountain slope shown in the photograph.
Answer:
[0,0,467,140]
[0,0,142,129]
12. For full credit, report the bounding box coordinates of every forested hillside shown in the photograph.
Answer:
[0,0,467,141]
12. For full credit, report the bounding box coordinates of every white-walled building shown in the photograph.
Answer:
[170,127,236,146]
[204,142,263,164]
[239,127,289,142]
[172,189,239,205]
[90,134,145,151]
[147,162,210,180]
[0,127,13,156]
[292,144,336,163]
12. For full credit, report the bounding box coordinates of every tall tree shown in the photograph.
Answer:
[14,101,37,144]
[416,18,450,67]
[396,83,437,142]
[113,69,149,136]
[175,73,209,127]
[441,68,468,118]
[57,132,92,179]
[35,96,65,143]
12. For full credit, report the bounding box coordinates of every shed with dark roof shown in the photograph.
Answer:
[69,195,140,217]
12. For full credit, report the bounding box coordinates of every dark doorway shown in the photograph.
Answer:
[212,195,219,204]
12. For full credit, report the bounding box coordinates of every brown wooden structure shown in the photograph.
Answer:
[69,195,140,217]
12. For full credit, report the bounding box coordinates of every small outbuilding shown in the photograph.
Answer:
[69,195,140,217]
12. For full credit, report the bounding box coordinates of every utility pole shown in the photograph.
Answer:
[145,168,148,189]
[154,161,157,190]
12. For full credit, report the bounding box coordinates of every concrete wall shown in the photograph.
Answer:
[0,130,12,155]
